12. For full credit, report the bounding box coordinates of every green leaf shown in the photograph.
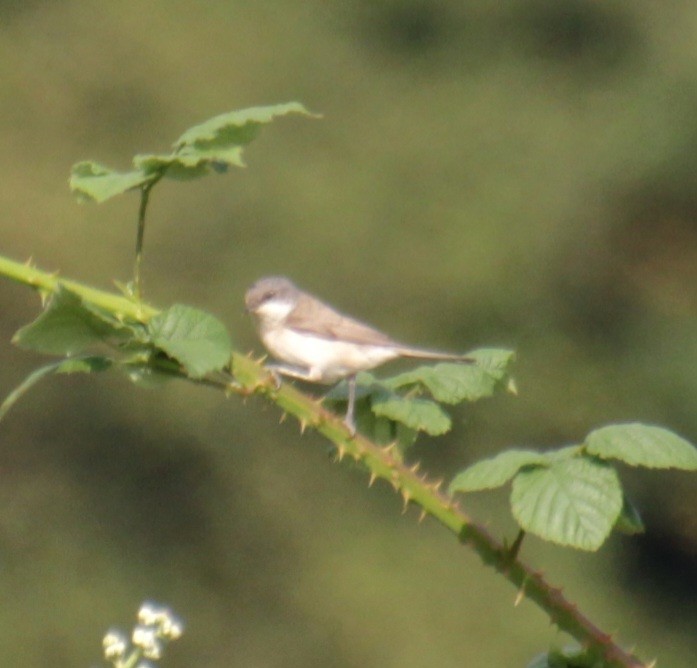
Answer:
[13,287,127,355]
[343,397,413,449]
[468,347,517,374]
[370,391,451,435]
[585,423,697,470]
[325,376,419,447]
[133,151,236,180]
[511,456,623,551]
[614,495,645,535]
[449,449,548,493]
[147,304,232,378]
[0,356,111,422]
[71,103,318,199]
[385,347,515,404]
[69,161,153,203]
[325,371,453,436]
[545,444,584,462]
[527,645,597,668]
[134,102,320,180]
[394,422,419,450]
[174,102,317,148]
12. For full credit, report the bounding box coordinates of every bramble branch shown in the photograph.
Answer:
[0,254,648,668]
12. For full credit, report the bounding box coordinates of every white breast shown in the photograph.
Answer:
[262,327,399,383]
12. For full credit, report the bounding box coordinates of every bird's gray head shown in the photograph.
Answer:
[245,276,300,322]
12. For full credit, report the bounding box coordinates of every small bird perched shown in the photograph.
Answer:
[245,276,474,433]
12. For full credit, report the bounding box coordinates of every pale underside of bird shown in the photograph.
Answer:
[245,276,473,433]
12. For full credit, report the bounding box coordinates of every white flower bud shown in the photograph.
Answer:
[138,601,161,626]
[102,629,128,660]
[132,624,158,651]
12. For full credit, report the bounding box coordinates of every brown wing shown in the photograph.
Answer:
[286,293,399,347]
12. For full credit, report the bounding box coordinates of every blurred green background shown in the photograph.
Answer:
[0,1,696,666]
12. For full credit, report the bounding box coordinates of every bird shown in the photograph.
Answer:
[244,276,474,433]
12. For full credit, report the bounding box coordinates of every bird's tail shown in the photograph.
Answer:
[396,347,476,363]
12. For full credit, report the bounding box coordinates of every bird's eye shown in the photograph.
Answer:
[261,290,275,302]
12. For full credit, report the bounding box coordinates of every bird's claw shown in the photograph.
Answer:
[267,368,282,390]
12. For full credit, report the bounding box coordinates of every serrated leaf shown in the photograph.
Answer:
[147,304,232,378]
[449,449,548,493]
[385,347,515,404]
[545,444,584,462]
[585,423,697,470]
[177,144,246,169]
[71,104,318,199]
[325,378,419,448]
[139,103,316,180]
[614,495,645,535]
[174,102,317,148]
[0,356,111,422]
[13,287,127,355]
[69,161,153,203]
[468,347,517,373]
[511,456,623,551]
[351,398,403,448]
[365,413,396,445]
[370,391,451,435]
[133,151,238,180]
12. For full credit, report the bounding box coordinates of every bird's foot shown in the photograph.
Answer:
[343,414,357,437]
[265,367,282,389]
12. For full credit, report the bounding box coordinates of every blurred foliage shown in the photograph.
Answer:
[0,1,696,666]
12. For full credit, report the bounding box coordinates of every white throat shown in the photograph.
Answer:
[254,298,295,327]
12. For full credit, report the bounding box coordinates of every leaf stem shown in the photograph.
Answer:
[134,180,157,302]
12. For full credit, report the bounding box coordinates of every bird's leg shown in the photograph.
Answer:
[265,363,318,388]
[265,363,357,434]
[344,374,357,435]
